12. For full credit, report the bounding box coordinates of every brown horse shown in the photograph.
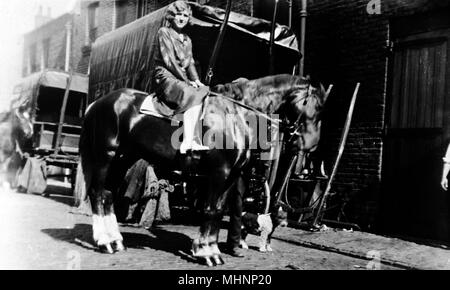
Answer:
[77,74,326,265]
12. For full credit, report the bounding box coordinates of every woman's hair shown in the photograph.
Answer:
[164,1,192,27]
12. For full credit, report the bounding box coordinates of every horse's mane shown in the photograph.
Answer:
[212,74,315,114]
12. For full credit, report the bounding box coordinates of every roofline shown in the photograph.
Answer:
[23,12,74,38]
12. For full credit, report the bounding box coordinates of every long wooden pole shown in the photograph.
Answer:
[53,71,73,154]
[204,0,232,85]
[312,83,360,227]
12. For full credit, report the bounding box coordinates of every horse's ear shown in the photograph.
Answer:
[232,77,249,84]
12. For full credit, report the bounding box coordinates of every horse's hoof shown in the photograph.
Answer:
[113,240,126,252]
[212,255,224,265]
[203,256,214,267]
[239,240,249,250]
[99,244,114,254]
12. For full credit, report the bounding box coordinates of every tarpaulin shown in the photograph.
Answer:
[89,1,300,103]
[12,69,89,109]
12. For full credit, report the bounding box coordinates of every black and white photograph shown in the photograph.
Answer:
[0,0,449,275]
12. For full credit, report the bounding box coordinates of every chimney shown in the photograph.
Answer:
[35,5,53,28]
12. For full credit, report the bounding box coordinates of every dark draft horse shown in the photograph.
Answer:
[0,104,33,188]
[77,74,327,264]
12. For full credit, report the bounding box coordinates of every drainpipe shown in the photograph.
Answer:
[65,21,72,72]
[288,0,292,28]
[299,0,307,76]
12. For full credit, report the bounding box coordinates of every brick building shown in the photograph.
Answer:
[22,12,72,76]
[22,0,287,77]
[21,0,172,77]
[301,0,450,244]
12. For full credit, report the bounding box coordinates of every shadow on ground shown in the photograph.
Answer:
[41,224,96,251]
[41,224,202,264]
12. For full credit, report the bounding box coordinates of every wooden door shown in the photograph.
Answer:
[381,28,450,243]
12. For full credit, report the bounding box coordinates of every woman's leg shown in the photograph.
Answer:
[180,104,209,153]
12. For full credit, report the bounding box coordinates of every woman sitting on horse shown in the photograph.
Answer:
[153,0,209,153]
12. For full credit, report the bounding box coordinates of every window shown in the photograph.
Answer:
[137,0,149,19]
[88,2,99,42]
[116,0,128,28]
[42,38,50,69]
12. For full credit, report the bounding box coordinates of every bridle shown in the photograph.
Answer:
[272,84,326,213]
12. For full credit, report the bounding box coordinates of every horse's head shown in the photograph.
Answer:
[282,77,328,152]
[11,103,33,140]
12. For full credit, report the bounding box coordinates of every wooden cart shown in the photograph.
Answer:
[12,69,89,190]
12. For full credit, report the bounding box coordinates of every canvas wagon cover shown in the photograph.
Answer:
[89,1,300,103]
[12,69,89,109]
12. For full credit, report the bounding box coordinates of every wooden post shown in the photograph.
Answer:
[53,71,73,154]
[312,83,360,227]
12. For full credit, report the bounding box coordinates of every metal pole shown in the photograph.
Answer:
[299,0,307,76]
[269,0,279,75]
[204,0,233,85]
[268,131,284,190]
[288,0,292,28]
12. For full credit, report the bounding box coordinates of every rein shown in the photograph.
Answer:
[208,91,284,129]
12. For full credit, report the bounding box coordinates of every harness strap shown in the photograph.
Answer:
[208,92,284,129]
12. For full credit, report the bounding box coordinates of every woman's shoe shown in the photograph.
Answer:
[180,141,209,154]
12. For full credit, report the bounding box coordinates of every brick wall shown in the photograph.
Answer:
[22,13,73,76]
[304,0,450,230]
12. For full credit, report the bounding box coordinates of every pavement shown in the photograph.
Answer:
[0,180,449,270]
[272,226,450,270]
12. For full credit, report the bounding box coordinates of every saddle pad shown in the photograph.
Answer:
[140,93,177,119]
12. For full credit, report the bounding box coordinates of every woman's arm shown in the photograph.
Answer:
[187,59,200,83]
[185,36,205,87]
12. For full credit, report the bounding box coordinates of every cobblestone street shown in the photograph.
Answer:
[0,182,403,270]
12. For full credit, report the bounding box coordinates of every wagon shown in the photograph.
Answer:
[11,69,89,189]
